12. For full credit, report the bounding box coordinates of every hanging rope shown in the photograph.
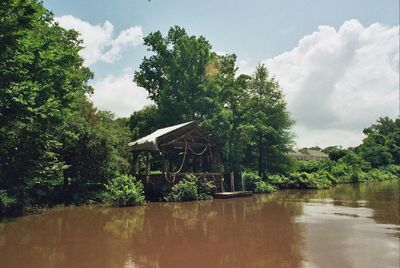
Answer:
[165,142,188,183]
[188,143,209,156]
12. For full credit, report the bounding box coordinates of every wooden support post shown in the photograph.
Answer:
[161,149,167,173]
[241,174,245,191]
[146,152,150,179]
[232,201,237,224]
[230,171,235,192]
[132,151,139,175]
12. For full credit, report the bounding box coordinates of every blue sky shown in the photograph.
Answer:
[44,0,399,148]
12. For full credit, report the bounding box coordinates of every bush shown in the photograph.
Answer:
[165,174,198,201]
[105,175,145,207]
[295,160,326,173]
[348,171,368,183]
[0,190,16,217]
[381,165,400,177]
[243,172,260,192]
[165,174,216,202]
[267,174,291,189]
[286,172,331,189]
[243,172,276,193]
[329,162,357,184]
[366,169,397,181]
[254,181,276,193]
[197,177,217,199]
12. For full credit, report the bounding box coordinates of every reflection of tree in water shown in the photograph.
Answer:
[360,180,399,225]
[128,196,304,268]
[281,180,399,225]
[167,201,216,228]
[104,206,146,239]
[0,206,146,268]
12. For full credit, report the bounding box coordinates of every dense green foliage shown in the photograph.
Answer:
[265,118,400,190]
[242,172,276,193]
[134,26,215,124]
[0,0,131,217]
[357,117,400,167]
[105,175,145,207]
[1,0,89,214]
[165,174,216,201]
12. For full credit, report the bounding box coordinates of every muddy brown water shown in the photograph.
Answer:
[0,180,399,268]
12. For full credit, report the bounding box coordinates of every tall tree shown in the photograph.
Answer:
[134,26,216,125]
[243,64,294,177]
[0,0,92,212]
[203,54,250,177]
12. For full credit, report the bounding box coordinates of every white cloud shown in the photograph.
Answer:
[55,15,143,66]
[237,57,255,75]
[264,19,399,148]
[90,70,153,118]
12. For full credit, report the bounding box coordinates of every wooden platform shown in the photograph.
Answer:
[213,191,253,199]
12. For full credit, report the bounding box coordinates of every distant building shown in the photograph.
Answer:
[288,149,329,161]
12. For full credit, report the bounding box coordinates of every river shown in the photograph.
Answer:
[0,180,398,268]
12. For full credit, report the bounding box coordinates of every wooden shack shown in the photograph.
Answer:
[129,121,224,199]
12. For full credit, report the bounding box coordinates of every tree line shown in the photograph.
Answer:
[1,0,398,216]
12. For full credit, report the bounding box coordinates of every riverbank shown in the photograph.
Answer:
[1,164,398,221]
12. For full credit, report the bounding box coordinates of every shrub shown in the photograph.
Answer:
[348,171,368,183]
[105,175,145,207]
[313,171,334,189]
[266,174,291,189]
[0,190,16,217]
[165,174,216,202]
[295,160,325,173]
[243,172,260,192]
[243,172,276,193]
[286,172,331,189]
[165,174,198,202]
[330,162,352,183]
[254,181,276,193]
[381,165,400,177]
[366,169,397,181]
[197,177,216,200]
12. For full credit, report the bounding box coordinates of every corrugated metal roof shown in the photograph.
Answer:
[128,121,195,151]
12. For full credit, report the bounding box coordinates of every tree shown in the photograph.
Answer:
[323,146,348,161]
[0,0,92,213]
[134,26,216,125]
[59,97,131,191]
[203,54,251,179]
[243,65,294,177]
[357,117,400,167]
[127,104,162,140]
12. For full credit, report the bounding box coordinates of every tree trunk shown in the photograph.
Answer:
[258,133,263,177]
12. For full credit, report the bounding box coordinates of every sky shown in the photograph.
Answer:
[43,0,400,148]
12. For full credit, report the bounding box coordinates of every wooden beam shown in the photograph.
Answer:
[160,142,214,149]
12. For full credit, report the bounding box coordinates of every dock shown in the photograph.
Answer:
[213,191,253,199]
